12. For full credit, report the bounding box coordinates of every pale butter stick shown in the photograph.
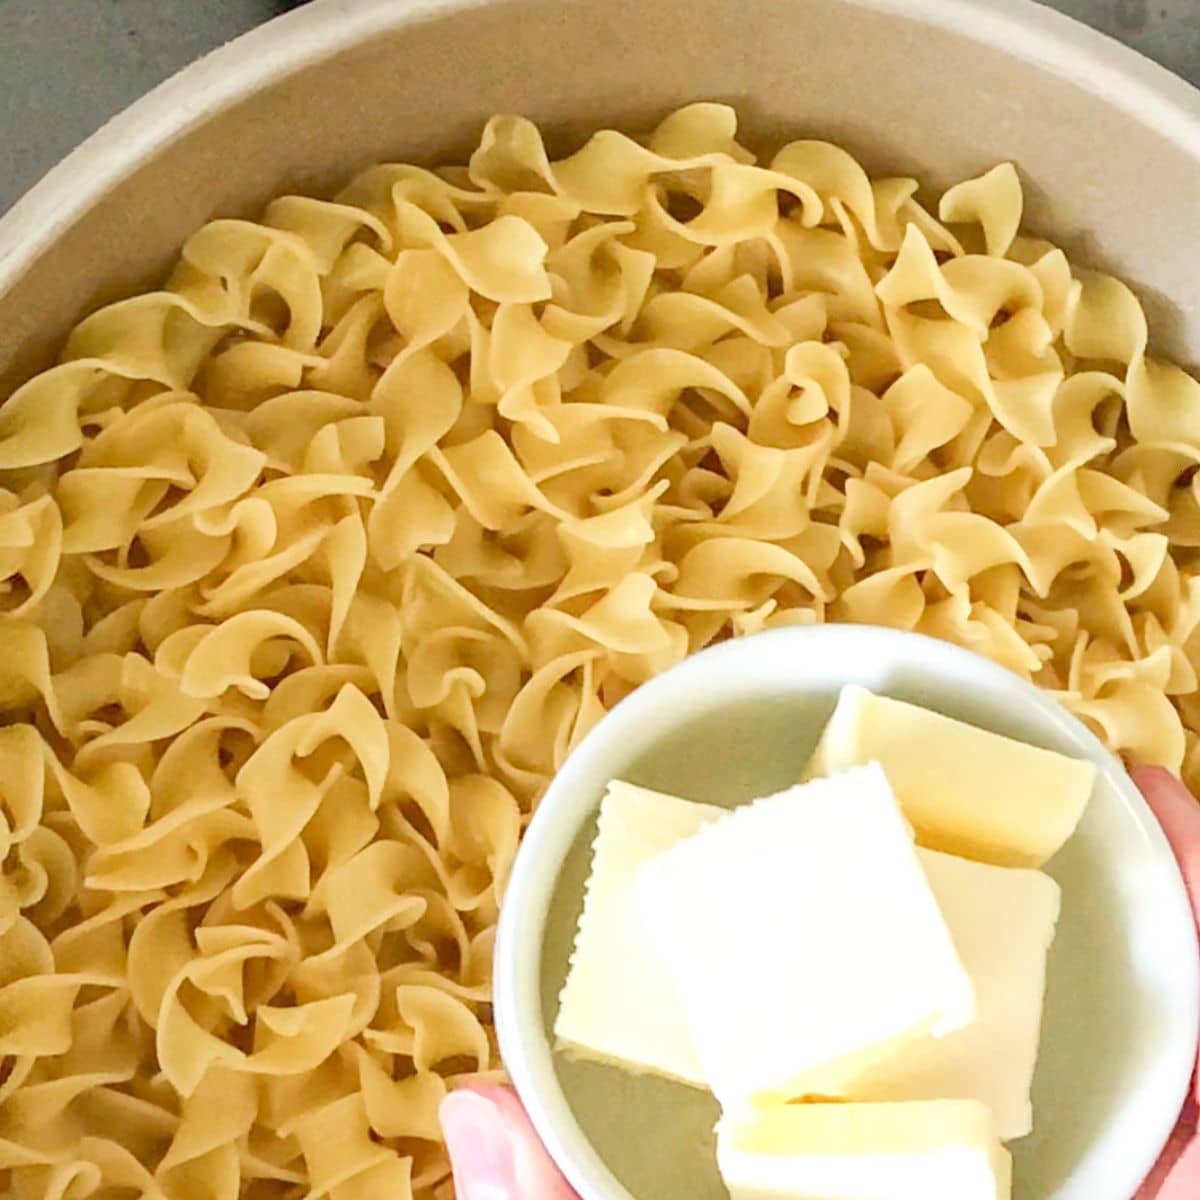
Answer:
[807,686,1094,867]
[554,781,724,1085]
[716,1100,1011,1200]
[838,848,1061,1139]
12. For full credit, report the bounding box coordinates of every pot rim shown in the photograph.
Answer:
[1,0,1199,301]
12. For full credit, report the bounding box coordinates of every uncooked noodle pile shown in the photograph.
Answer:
[0,103,1197,1198]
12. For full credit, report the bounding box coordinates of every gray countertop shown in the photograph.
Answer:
[0,0,1197,214]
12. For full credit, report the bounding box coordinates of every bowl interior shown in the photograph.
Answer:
[500,627,1198,1200]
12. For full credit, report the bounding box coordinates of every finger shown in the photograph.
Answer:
[441,1087,519,1200]
[440,1083,578,1200]
[1156,1129,1200,1200]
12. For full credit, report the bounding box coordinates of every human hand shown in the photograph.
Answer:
[439,768,1200,1200]
[1131,767,1200,1200]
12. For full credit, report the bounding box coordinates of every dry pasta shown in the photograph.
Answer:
[0,102,1197,1199]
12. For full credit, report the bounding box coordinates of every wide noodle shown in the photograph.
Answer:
[0,104,1196,1199]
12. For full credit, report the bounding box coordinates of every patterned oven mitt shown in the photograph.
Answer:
[441,767,1200,1200]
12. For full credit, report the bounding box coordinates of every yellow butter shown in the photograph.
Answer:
[554,780,724,1085]
[839,849,1061,1138]
[716,1100,1011,1200]
[638,765,974,1108]
[807,686,1094,867]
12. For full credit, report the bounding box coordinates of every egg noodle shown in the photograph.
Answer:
[0,104,1196,1199]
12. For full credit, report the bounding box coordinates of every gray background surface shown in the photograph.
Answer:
[0,0,1196,214]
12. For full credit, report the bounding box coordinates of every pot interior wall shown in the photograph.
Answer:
[1,0,1198,396]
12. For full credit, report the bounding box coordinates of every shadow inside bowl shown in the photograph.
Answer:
[536,681,1159,1200]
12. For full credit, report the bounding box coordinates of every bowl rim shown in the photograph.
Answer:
[4,0,1200,303]
[494,623,1200,1200]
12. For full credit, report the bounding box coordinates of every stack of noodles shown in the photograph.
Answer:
[0,104,1194,1199]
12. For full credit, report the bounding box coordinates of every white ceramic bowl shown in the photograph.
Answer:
[494,626,1199,1200]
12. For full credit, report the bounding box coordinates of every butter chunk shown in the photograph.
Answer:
[638,765,974,1108]
[716,1100,1011,1200]
[554,781,724,1085]
[843,849,1061,1138]
[807,686,1094,867]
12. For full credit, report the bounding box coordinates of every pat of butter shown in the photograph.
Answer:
[807,686,1094,867]
[841,849,1061,1139]
[554,781,724,1085]
[716,1100,1011,1200]
[638,765,974,1108]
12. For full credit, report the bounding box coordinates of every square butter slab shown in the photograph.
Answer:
[717,1099,1011,1200]
[808,686,1093,867]
[554,780,724,1085]
[638,763,974,1108]
[837,849,1061,1139]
